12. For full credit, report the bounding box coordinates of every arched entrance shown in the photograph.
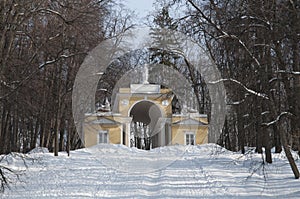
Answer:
[129,100,164,150]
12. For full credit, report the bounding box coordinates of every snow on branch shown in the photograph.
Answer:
[227,99,245,105]
[0,80,12,89]
[0,80,20,90]
[37,54,77,69]
[276,70,300,75]
[261,112,294,127]
[208,78,269,99]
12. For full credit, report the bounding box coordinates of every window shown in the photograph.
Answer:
[185,132,195,145]
[162,100,169,106]
[98,130,109,144]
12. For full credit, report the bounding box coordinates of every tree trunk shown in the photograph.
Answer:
[59,119,65,152]
[66,120,70,156]
[256,108,263,154]
[264,128,272,163]
[280,118,299,179]
[273,125,282,153]
[237,109,245,154]
[54,118,59,156]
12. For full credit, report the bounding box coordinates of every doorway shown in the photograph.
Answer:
[129,100,163,150]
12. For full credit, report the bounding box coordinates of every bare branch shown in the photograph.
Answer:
[186,0,262,68]
[0,53,84,101]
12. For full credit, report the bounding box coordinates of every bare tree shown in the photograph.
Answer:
[0,0,135,156]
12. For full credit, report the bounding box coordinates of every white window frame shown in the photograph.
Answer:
[98,130,109,144]
[184,132,195,145]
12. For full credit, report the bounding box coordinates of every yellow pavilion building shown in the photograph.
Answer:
[83,83,208,149]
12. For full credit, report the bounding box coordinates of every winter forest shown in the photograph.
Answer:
[1,0,300,190]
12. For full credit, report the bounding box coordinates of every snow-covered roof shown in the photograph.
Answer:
[172,113,208,118]
[172,118,207,126]
[130,84,161,94]
[88,117,120,125]
[85,112,122,117]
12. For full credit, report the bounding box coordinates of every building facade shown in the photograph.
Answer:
[83,83,208,149]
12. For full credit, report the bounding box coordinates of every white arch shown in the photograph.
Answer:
[127,99,165,118]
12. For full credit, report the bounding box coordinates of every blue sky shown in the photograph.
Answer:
[125,0,156,23]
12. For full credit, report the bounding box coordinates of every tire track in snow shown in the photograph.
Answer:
[2,145,300,198]
[189,156,228,197]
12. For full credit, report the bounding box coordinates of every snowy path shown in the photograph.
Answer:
[1,144,300,198]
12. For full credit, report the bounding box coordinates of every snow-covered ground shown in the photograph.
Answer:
[1,144,300,198]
